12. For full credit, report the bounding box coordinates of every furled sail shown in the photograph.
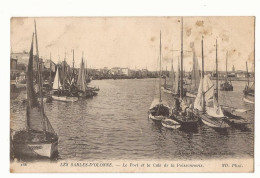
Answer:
[194,75,224,117]
[26,34,44,132]
[27,33,38,109]
[194,77,203,111]
[77,58,86,92]
[191,50,200,92]
[173,59,180,94]
[53,67,61,90]
[26,32,55,133]
[171,60,175,90]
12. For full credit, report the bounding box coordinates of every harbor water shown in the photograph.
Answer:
[10,78,254,161]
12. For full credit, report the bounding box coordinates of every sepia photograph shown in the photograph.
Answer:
[9,16,254,172]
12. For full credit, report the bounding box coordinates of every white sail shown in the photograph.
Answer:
[53,67,61,90]
[194,75,224,118]
[77,58,86,92]
[194,77,203,111]
[206,96,224,118]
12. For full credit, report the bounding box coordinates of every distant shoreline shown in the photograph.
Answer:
[210,77,254,82]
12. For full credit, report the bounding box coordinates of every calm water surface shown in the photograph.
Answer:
[10,78,254,160]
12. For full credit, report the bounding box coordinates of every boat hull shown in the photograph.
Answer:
[220,82,233,91]
[162,88,173,94]
[243,95,254,104]
[148,113,166,121]
[52,95,78,102]
[186,91,197,98]
[220,87,233,91]
[199,114,229,128]
[173,115,198,128]
[162,119,181,129]
[12,130,58,160]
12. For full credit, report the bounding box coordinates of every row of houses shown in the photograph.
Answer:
[10,52,254,81]
[87,67,158,79]
[11,52,56,80]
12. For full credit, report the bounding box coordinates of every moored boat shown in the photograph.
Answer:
[148,31,170,122]
[12,23,58,160]
[194,38,229,129]
[162,59,174,94]
[186,91,196,98]
[220,52,233,91]
[243,95,254,104]
[77,55,98,98]
[220,80,233,91]
[52,67,78,102]
[148,98,170,121]
[161,118,181,129]
[52,95,78,102]
[243,61,254,104]
[170,18,198,129]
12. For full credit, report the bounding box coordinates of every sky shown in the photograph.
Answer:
[11,17,254,72]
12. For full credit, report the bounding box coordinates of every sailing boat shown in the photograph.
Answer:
[12,24,58,159]
[186,46,200,98]
[85,58,100,92]
[220,51,233,91]
[148,31,170,121]
[162,60,175,94]
[243,61,254,104]
[194,38,229,129]
[77,54,97,98]
[170,17,198,128]
[52,63,78,102]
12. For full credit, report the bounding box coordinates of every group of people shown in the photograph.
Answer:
[171,97,194,119]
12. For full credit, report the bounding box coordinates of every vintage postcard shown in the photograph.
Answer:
[10,17,254,173]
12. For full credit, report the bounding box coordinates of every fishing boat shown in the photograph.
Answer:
[148,31,170,121]
[148,98,170,121]
[243,61,254,104]
[186,46,200,98]
[170,18,198,128]
[52,67,78,102]
[161,118,181,129]
[87,85,100,92]
[221,105,252,128]
[194,76,229,128]
[52,49,79,102]
[12,23,58,160]
[77,54,97,98]
[194,38,229,129]
[243,94,254,104]
[161,60,175,94]
[220,52,233,91]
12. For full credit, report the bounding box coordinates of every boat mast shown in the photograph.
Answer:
[171,59,173,88]
[215,39,218,101]
[72,49,74,77]
[159,31,162,102]
[85,57,88,80]
[180,17,184,99]
[49,52,52,87]
[226,51,228,81]
[63,51,66,89]
[202,36,205,112]
[34,20,46,132]
[246,61,249,86]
